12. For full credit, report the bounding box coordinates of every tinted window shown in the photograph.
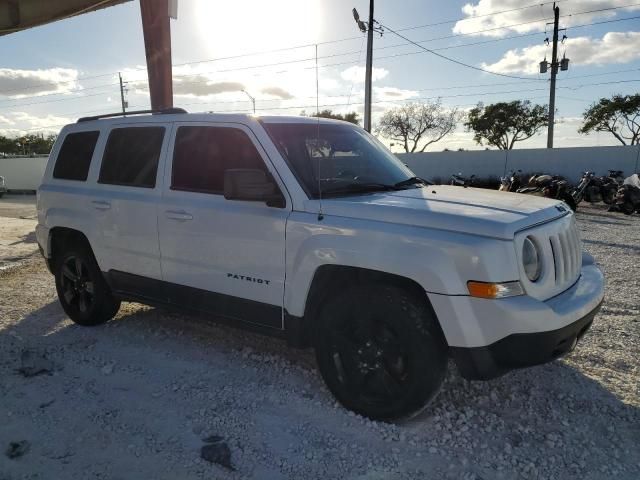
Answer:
[53,131,99,181]
[172,126,267,194]
[263,123,413,198]
[98,127,165,188]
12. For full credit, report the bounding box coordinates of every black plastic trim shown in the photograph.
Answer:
[104,270,282,330]
[77,108,187,123]
[451,302,602,380]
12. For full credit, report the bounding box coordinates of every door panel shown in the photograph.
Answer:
[90,124,170,281]
[158,122,290,327]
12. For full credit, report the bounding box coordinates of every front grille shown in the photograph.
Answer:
[516,214,582,301]
[549,220,582,286]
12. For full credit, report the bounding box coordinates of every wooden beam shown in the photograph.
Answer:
[139,0,173,109]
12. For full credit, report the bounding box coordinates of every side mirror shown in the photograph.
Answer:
[224,169,284,207]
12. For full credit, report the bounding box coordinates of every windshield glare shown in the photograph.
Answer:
[262,122,415,198]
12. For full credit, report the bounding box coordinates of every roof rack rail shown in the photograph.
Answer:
[77,108,187,123]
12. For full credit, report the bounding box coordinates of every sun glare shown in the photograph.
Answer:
[195,0,321,57]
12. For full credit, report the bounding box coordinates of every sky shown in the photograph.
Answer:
[0,0,639,151]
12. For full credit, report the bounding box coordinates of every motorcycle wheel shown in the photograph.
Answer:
[602,186,618,205]
[621,202,635,215]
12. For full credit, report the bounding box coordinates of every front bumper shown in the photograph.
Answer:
[450,301,600,379]
[428,252,605,380]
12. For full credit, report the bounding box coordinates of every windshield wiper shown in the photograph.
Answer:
[321,182,398,196]
[393,176,430,188]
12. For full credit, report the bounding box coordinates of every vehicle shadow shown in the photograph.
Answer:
[8,230,37,246]
[0,300,68,339]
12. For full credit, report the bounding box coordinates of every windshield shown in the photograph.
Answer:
[262,122,417,198]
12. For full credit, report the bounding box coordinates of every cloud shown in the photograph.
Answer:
[0,114,15,125]
[340,66,389,83]
[0,68,79,98]
[453,0,640,37]
[5,112,73,134]
[173,76,245,97]
[373,87,419,101]
[482,32,640,74]
[260,86,294,99]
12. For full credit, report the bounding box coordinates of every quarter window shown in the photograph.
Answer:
[171,126,267,194]
[98,127,165,188]
[53,131,100,181]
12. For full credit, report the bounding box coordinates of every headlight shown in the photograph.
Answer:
[522,236,541,282]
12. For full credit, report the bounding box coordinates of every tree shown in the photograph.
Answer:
[579,93,640,145]
[465,100,548,150]
[375,101,459,153]
[0,133,56,155]
[301,109,360,125]
[0,135,17,155]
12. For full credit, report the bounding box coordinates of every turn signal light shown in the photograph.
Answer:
[467,281,524,299]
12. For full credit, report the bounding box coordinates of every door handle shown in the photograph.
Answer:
[91,200,111,210]
[165,210,193,221]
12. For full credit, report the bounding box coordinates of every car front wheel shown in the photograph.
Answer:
[314,283,448,421]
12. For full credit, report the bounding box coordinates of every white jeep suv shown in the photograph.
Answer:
[36,109,604,420]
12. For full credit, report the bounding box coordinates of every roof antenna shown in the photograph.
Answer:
[315,43,324,221]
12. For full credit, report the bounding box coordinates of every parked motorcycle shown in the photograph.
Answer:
[498,170,522,192]
[572,170,621,206]
[610,174,640,215]
[450,172,476,187]
[516,174,576,211]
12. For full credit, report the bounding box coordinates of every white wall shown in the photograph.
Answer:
[399,145,640,183]
[0,156,48,191]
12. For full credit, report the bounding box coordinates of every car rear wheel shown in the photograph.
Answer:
[54,245,120,326]
[314,284,448,421]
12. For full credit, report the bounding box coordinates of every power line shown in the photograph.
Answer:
[0,72,116,96]
[375,21,542,81]
[8,76,639,133]
[134,13,640,87]
[2,3,638,99]
[0,83,119,108]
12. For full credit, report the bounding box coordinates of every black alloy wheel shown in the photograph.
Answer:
[60,255,95,315]
[314,284,448,421]
[55,246,120,326]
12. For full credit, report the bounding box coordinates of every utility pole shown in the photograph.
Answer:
[547,3,560,148]
[352,1,382,133]
[364,0,374,132]
[119,72,127,114]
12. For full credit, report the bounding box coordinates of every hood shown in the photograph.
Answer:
[306,185,570,239]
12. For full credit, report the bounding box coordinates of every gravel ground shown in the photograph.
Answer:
[0,204,638,480]
[0,194,37,220]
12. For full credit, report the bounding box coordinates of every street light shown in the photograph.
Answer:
[241,89,256,114]
[352,8,367,32]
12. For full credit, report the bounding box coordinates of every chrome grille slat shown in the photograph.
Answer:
[550,235,564,284]
[560,230,572,282]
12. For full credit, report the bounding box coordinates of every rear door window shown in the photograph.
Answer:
[53,131,100,181]
[98,127,165,188]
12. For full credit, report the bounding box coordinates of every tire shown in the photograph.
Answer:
[602,185,617,205]
[314,283,448,421]
[620,202,635,215]
[561,193,577,212]
[54,244,120,326]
